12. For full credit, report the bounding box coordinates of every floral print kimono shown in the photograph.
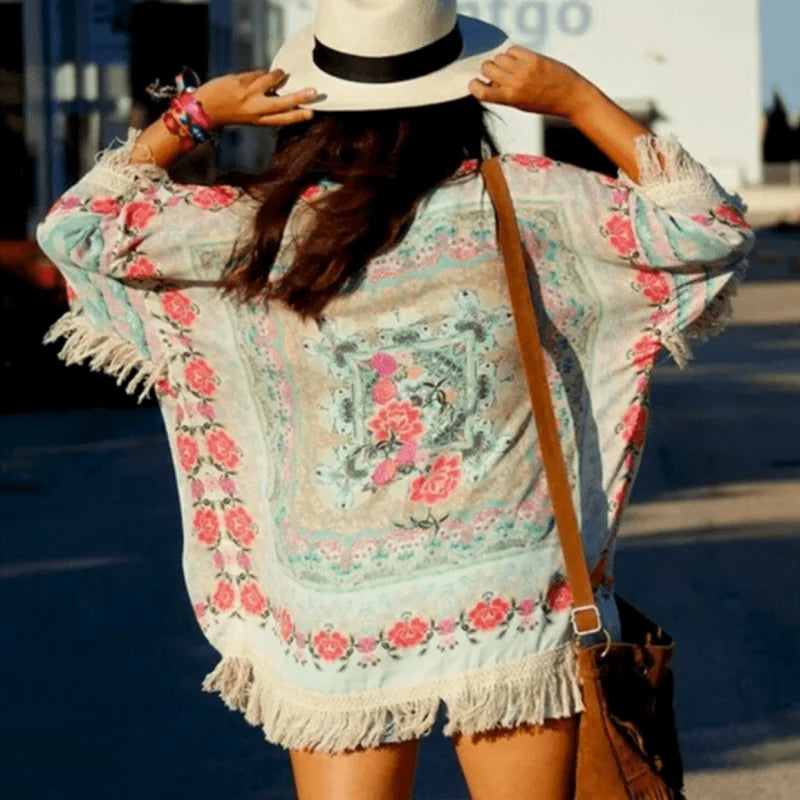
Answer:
[36,127,754,753]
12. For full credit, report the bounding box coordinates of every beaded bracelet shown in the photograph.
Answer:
[145,67,218,151]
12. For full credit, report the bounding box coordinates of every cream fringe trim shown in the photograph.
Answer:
[85,127,171,201]
[201,642,584,753]
[660,262,748,369]
[620,133,751,369]
[43,310,168,403]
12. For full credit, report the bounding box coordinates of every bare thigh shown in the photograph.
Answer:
[452,714,580,800]
[289,739,420,800]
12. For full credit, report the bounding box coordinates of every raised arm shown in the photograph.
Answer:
[470,46,755,367]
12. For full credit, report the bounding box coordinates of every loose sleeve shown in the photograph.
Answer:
[507,133,756,367]
[35,127,246,400]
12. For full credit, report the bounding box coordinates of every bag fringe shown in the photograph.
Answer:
[43,311,168,403]
[201,644,585,754]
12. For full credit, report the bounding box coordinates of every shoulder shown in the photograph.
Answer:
[497,152,618,192]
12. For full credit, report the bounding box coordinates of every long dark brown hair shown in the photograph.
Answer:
[216,96,499,320]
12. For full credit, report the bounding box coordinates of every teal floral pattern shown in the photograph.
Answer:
[35,127,754,749]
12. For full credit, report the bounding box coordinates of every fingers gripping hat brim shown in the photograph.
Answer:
[271,15,512,111]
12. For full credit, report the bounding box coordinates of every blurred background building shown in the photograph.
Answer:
[1,0,798,411]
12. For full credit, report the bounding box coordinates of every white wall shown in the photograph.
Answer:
[274,0,762,187]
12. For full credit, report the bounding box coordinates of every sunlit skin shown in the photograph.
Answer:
[130,47,657,183]
[127,46,661,800]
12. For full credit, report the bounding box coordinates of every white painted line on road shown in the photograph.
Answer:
[0,555,143,579]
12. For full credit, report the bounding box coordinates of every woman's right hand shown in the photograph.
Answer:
[469,46,597,122]
[194,69,317,130]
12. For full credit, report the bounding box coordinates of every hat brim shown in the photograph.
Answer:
[271,15,512,111]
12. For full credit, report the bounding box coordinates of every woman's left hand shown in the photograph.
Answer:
[195,69,318,130]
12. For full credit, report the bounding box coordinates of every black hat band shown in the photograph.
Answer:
[313,24,464,84]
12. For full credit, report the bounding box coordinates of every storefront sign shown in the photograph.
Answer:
[458,0,593,49]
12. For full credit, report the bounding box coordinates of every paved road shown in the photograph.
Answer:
[1,229,798,799]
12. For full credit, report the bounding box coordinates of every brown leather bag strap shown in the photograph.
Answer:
[480,156,606,638]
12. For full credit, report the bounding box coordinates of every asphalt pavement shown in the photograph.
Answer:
[1,228,798,799]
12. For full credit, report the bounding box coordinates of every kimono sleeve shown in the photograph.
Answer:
[35,127,246,401]
[507,133,756,368]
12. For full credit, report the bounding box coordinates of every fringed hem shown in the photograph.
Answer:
[86,127,171,201]
[43,311,168,403]
[619,133,748,214]
[660,256,750,369]
[201,643,584,754]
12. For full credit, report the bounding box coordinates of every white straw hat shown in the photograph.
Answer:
[271,0,512,111]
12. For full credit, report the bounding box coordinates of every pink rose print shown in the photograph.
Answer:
[188,185,239,210]
[714,202,748,228]
[620,404,648,449]
[611,189,628,208]
[59,196,82,211]
[90,196,120,215]
[518,598,536,617]
[372,378,397,404]
[224,506,255,547]
[240,582,266,615]
[184,358,217,398]
[691,213,713,227]
[371,352,398,377]
[313,630,349,661]
[126,256,156,278]
[278,608,294,641]
[176,434,199,472]
[160,291,197,328]
[367,399,424,443]
[631,336,661,371]
[649,309,670,327]
[236,551,251,571]
[193,602,206,620]
[409,454,461,505]
[212,551,225,571]
[155,377,175,398]
[372,459,396,486]
[623,451,635,473]
[386,617,429,648]
[212,580,235,612]
[357,636,377,653]
[207,430,240,470]
[406,364,422,380]
[437,618,456,635]
[219,477,237,495]
[635,269,671,305]
[197,402,215,421]
[467,597,511,631]
[546,579,573,612]
[191,480,204,501]
[123,201,156,231]
[604,214,637,256]
[395,441,418,466]
[460,158,478,173]
[511,154,554,169]
[193,509,220,547]
[301,185,324,201]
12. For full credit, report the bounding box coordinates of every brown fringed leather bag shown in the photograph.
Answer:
[481,157,688,800]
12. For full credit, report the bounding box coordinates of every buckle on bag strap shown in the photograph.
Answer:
[571,604,602,636]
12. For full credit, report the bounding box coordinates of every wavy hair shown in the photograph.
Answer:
[216,96,499,320]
